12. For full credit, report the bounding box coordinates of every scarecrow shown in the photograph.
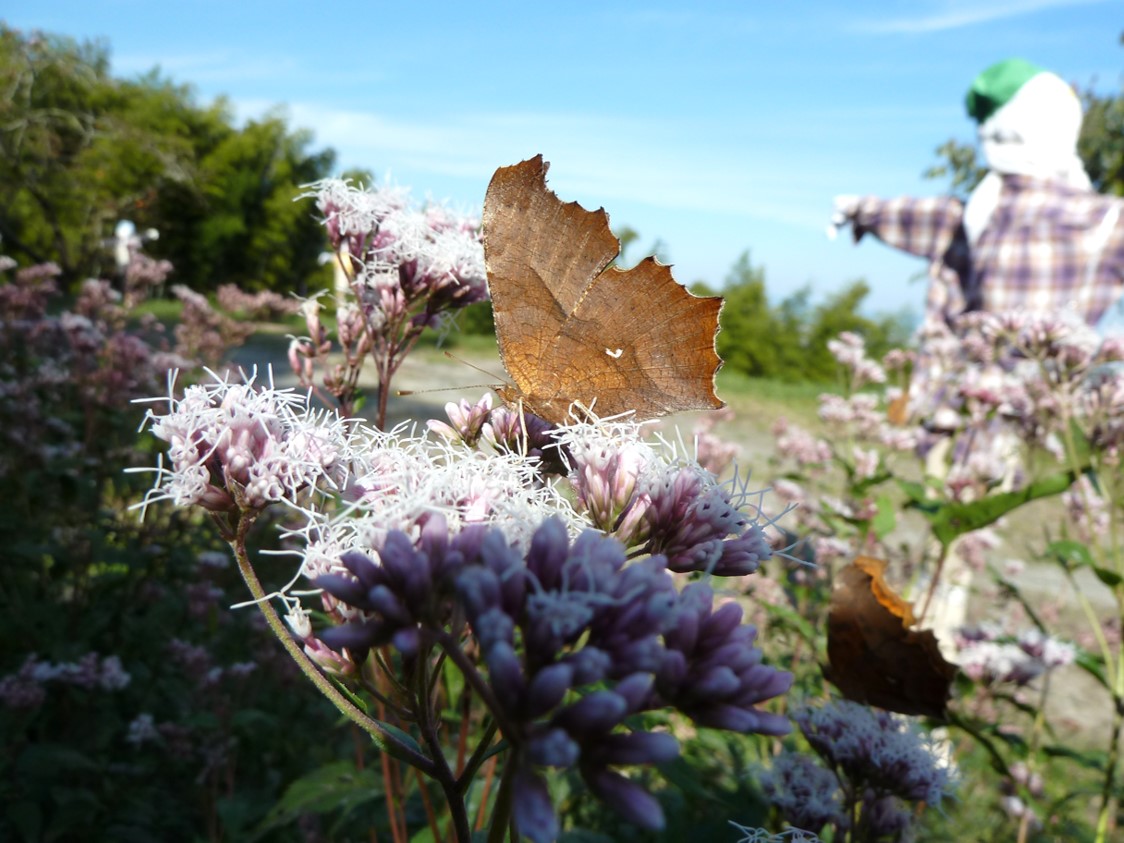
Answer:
[831,58,1124,330]
[828,61,1124,655]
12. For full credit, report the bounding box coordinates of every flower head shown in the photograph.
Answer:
[794,699,955,806]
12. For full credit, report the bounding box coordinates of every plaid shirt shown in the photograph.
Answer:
[850,174,1124,326]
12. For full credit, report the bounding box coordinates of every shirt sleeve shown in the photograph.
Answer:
[850,195,966,262]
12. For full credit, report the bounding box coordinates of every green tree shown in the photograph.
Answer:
[162,111,334,293]
[801,280,911,381]
[0,25,336,293]
[700,251,781,377]
[1079,87,1124,196]
[0,27,193,281]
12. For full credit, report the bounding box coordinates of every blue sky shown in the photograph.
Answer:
[6,1,1121,318]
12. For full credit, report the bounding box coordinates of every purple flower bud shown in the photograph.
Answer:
[456,566,502,618]
[691,665,741,699]
[526,663,574,718]
[526,518,572,589]
[657,650,687,687]
[428,394,493,446]
[585,768,665,831]
[527,726,580,767]
[594,731,679,767]
[484,640,525,704]
[612,672,655,711]
[474,607,514,652]
[315,573,370,609]
[367,585,411,624]
[565,647,611,685]
[339,550,380,590]
[378,531,431,606]
[392,626,420,657]
[699,601,744,646]
[555,690,627,737]
[318,620,389,654]
[478,529,526,614]
[512,769,558,843]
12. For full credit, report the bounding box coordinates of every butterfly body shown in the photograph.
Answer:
[483,155,724,424]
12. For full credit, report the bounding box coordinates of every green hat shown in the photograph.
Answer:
[966,58,1047,123]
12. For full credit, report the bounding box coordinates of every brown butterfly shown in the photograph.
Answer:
[482,155,724,425]
[826,556,957,718]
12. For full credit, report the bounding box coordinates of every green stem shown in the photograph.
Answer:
[1095,700,1123,843]
[227,512,435,774]
[415,645,472,843]
[457,720,501,795]
[432,630,518,742]
[1062,565,1118,692]
[487,756,518,843]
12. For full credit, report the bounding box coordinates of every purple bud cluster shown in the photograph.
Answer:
[314,515,792,839]
[552,418,776,577]
[760,751,846,835]
[827,331,887,389]
[793,700,954,808]
[760,700,954,840]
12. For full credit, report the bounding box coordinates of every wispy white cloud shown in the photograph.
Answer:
[112,50,387,87]
[853,0,1108,34]
[232,98,939,232]
[112,49,300,82]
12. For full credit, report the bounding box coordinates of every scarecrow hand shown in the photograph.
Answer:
[827,194,860,240]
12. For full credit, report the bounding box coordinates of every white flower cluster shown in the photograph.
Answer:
[306,177,409,241]
[134,370,358,513]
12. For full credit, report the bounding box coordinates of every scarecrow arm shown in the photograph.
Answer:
[837,194,965,262]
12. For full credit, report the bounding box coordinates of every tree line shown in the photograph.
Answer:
[0,25,338,294]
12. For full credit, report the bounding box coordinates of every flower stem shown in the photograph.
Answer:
[1095,699,1122,843]
[415,644,472,843]
[487,757,517,843]
[227,512,435,774]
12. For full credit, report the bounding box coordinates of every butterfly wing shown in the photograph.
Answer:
[483,155,723,423]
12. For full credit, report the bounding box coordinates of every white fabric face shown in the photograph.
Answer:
[966,71,1092,246]
[977,72,1090,187]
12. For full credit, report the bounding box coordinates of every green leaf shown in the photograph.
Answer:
[1093,566,1123,587]
[757,600,817,643]
[871,491,897,539]
[1046,539,1096,572]
[1045,540,1123,586]
[255,760,381,836]
[6,800,42,843]
[1066,417,1093,467]
[907,470,1078,547]
[1075,651,1111,691]
[370,717,424,757]
[852,470,893,497]
[1042,744,1107,772]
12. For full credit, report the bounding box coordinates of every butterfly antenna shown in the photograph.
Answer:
[444,350,510,383]
[394,351,512,398]
[396,382,496,398]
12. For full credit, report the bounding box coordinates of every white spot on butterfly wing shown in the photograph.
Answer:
[605,348,623,358]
